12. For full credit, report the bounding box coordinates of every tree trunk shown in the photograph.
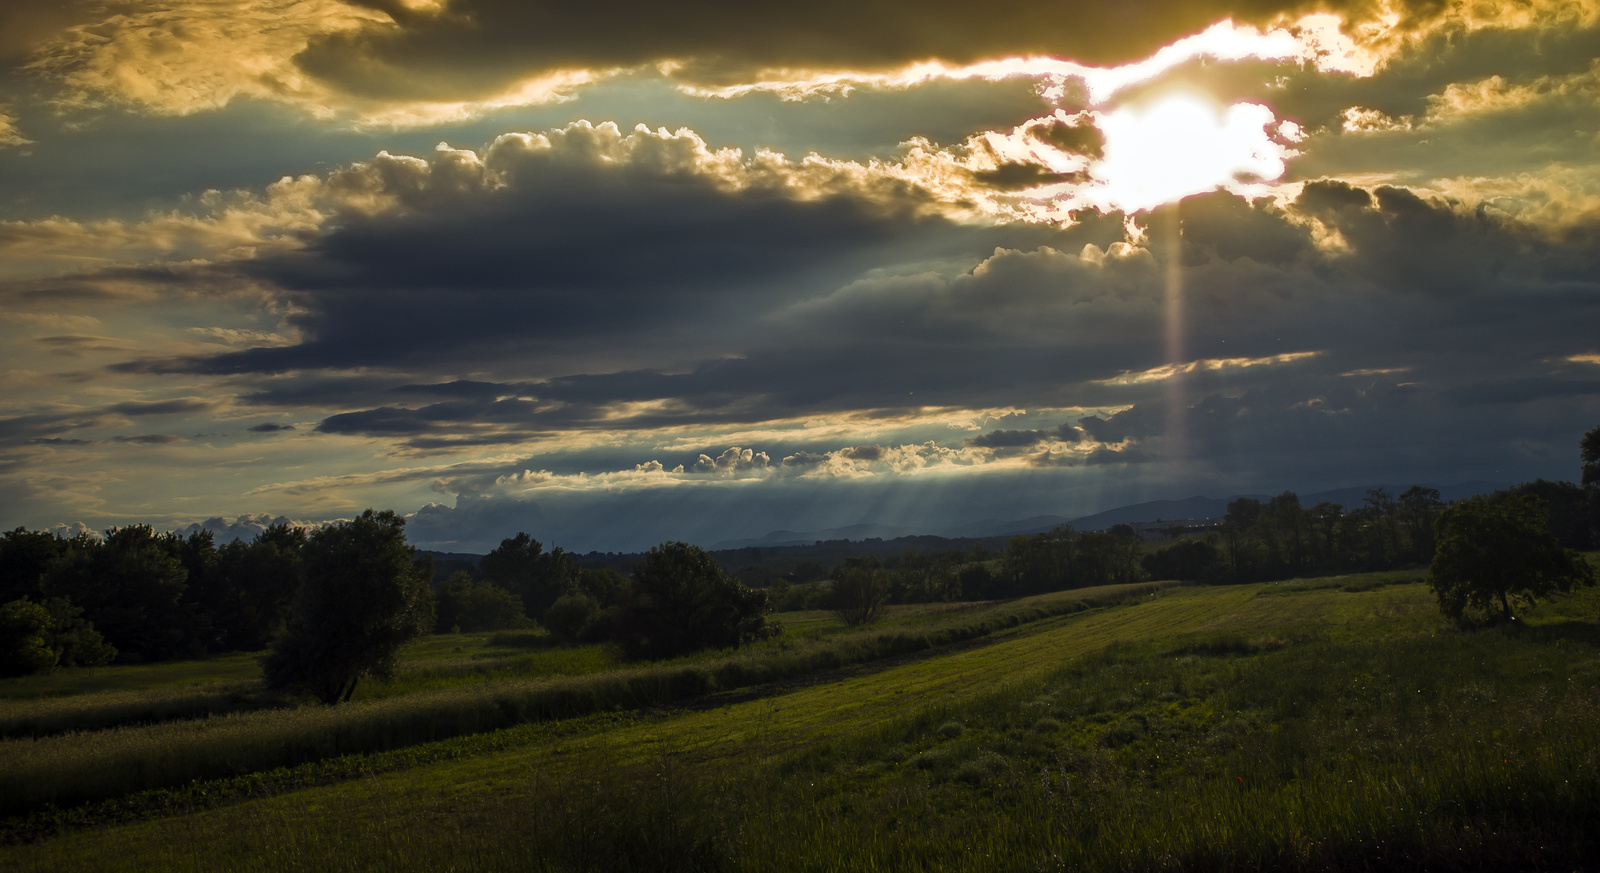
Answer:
[1499,590,1511,620]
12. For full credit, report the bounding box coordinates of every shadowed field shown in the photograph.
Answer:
[4,569,1598,872]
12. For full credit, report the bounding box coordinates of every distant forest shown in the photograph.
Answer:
[4,435,1597,671]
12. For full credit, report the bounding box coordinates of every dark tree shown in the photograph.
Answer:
[543,592,600,641]
[1142,537,1221,582]
[434,572,528,633]
[42,526,197,662]
[211,524,306,652]
[0,598,56,676]
[480,532,579,621]
[262,510,434,704]
[617,541,773,660]
[1582,423,1600,487]
[0,596,115,676]
[829,556,891,626]
[1429,495,1596,621]
[0,527,66,603]
[1398,486,1444,561]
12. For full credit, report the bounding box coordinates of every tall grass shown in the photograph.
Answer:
[0,583,1164,818]
[13,602,1597,872]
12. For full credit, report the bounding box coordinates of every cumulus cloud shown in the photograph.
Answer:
[172,512,309,542]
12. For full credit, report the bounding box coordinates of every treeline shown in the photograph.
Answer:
[5,429,1596,675]
[0,519,774,676]
[1,524,305,671]
[1143,480,1599,585]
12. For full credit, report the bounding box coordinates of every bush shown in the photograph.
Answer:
[544,593,599,641]
[434,572,528,633]
[617,542,776,660]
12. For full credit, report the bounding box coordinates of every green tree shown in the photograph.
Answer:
[617,541,773,660]
[1582,423,1600,487]
[543,592,600,641]
[211,524,305,652]
[434,572,527,633]
[1429,495,1596,621]
[0,596,115,676]
[829,556,891,626]
[480,532,579,622]
[0,527,66,603]
[262,510,434,704]
[43,526,196,662]
[0,598,57,676]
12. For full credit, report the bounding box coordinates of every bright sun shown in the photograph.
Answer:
[1088,92,1290,213]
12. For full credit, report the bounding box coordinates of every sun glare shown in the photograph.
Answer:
[1085,94,1289,213]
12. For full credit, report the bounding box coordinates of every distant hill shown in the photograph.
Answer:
[454,480,1515,575]
[711,523,914,550]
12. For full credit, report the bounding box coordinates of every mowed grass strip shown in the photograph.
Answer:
[0,583,1164,817]
[0,581,1450,871]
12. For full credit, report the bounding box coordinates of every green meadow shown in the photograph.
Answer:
[4,568,1598,871]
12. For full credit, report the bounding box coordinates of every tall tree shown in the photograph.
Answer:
[617,541,772,660]
[262,511,433,704]
[1582,423,1600,487]
[1429,495,1596,621]
[42,526,196,662]
[480,532,579,621]
[829,556,891,626]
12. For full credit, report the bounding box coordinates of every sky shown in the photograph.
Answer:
[1,0,1597,553]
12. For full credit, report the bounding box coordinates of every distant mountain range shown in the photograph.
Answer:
[708,481,1509,550]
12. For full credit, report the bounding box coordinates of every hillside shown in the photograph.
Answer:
[3,566,1597,871]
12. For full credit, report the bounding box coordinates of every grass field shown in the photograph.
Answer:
[3,568,1597,871]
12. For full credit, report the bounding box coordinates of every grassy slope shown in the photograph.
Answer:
[6,574,1598,871]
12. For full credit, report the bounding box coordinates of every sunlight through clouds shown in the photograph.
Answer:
[1083,94,1293,212]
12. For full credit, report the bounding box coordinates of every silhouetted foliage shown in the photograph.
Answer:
[1583,423,1600,488]
[42,526,198,662]
[434,571,528,633]
[0,596,115,676]
[263,510,433,705]
[209,524,305,651]
[618,541,774,660]
[829,556,891,626]
[1429,495,1596,621]
[481,532,580,622]
[1142,537,1222,582]
[998,527,1144,596]
[0,527,66,603]
[544,592,600,641]
[1489,480,1600,551]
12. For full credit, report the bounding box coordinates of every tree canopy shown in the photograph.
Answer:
[1429,495,1596,621]
[262,510,434,704]
[617,541,773,660]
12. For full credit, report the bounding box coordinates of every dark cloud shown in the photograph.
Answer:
[1029,114,1106,159]
[247,422,295,432]
[297,0,1352,101]
[966,423,1083,448]
[162,125,991,376]
[113,434,184,445]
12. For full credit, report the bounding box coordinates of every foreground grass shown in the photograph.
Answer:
[7,576,1597,871]
[0,583,1163,817]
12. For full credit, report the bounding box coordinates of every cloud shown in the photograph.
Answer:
[0,107,29,148]
[966,423,1084,448]
[172,512,310,543]
[30,0,1589,131]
